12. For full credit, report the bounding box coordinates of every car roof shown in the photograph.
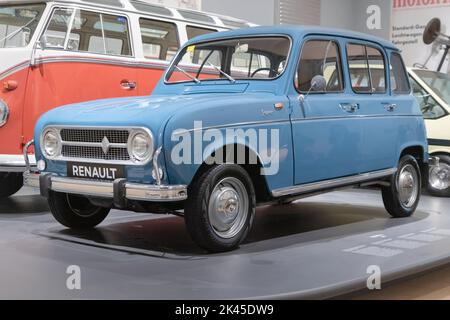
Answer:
[3,0,254,29]
[186,25,398,51]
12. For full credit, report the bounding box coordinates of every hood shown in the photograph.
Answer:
[34,90,271,140]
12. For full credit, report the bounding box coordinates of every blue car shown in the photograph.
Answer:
[25,26,429,252]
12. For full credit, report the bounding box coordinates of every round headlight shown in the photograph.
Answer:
[129,130,154,163]
[0,100,9,128]
[42,129,60,158]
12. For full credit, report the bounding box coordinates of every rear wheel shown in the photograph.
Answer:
[428,154,450,197]
[0,172,23,199]
[382,155,421,218]
[48,191,110,229]
[185,164,256,252]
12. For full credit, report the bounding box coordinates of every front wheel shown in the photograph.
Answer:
[0,172,23,199]
[185,164,256,253]
[428,155,450,197]
[48,191,110,229]
[382,155,421,218]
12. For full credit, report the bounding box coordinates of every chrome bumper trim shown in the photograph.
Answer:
[0,154,36,172]
[272,168,397,198]
[23,172,187,202]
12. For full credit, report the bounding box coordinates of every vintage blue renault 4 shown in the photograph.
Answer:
[25,26,429,252]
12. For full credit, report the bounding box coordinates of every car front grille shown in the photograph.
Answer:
[58,128,132,164]
[60,129,129,144]
[61,145,130,161]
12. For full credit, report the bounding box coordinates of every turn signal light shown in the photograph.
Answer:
[3,80,18,91]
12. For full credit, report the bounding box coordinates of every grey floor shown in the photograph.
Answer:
[1,187,450,299]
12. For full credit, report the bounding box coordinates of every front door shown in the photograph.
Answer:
[290,37,362,185]
[22,6,137,144]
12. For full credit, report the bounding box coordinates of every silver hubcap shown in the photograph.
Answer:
[208,177,249,239]
[429,162,450,191]
[398,164,419,208]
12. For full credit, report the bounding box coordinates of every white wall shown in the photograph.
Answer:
[320,0,354,30]
[277,0,321,25]
[202,0,276,25]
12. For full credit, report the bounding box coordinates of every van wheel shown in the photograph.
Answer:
[428,155,450,197]
[48,191,110,229]
[185,164,256,253]
[382,155,421,218]
[0,172,23,198]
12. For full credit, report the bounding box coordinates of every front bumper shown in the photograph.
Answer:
[0,154,36,172]
[24,172,187,203]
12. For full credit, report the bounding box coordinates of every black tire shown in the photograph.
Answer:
[382,155,421,218]
[185,164,256,253]
[427,154,450,197]
[0,172,23,199]
[48,191,110,229]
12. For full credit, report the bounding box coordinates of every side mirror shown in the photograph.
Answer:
[299,75,327,103]
[310,75,327,92]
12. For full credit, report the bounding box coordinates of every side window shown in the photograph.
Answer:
[42,8,131,56]
[42,8,80,50]
[296,40,343,92]
[72,10,131,56]
[347,44,371,93]
[347,44,386,93]
[411,78,447,120]
[367,46,386,93]
[390,52,411,94]
[139,18,179,61]
[186,26,216,40]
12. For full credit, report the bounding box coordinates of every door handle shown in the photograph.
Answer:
[339,103,359,113]
[383,103,397,112]
[120,80,137,90]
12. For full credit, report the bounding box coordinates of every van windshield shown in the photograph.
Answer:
[166,36,291,83]
[414,70,450,105]
[0,3,46,48]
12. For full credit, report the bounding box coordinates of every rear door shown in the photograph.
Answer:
[345,42,397,173]
[23,5,137,144]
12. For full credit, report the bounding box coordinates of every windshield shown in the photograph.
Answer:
[166,36,291,83]
[414,70,450,105]
[0,3,46,48]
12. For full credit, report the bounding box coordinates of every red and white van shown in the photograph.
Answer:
[0,0,251,198]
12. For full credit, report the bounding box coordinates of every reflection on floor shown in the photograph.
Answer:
[0,187,450,299]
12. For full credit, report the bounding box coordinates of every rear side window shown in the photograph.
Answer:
[139,18,179,61]
[186,25,216,40]
[347,43,386,93]
[390,52,411,94]
[42,8,132,56]
[296,40,344,93]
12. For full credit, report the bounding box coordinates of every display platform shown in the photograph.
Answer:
[1,187,450,299]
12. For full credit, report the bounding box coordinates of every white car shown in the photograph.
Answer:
[409,68,450,197]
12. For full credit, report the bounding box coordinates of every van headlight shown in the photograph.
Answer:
[41,128,61,158]
[0,100,9,127]
[128,129,154,163]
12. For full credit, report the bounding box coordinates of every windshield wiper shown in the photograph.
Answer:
[0,17,37,44]
[174,65,201,84]
[207,62,236,83]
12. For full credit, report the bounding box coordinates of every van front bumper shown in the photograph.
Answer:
[23,172,188,203]
[0,154,36,172]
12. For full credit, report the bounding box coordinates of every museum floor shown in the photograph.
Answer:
[1,187,450,299]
